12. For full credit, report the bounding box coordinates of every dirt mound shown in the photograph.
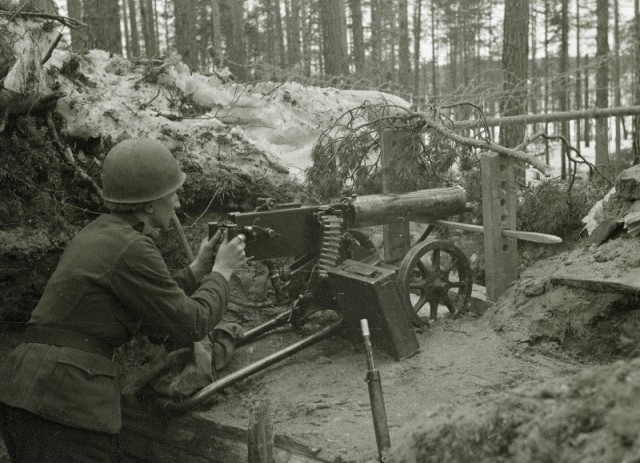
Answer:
[390,357,640,463]
[389,236,640,462]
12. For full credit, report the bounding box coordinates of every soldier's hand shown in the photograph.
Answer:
[212,231,247,280]
[190,229,224,281]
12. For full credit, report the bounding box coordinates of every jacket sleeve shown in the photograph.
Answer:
[108,235,230,347]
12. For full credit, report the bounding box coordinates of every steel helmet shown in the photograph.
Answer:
[101,137,187,203]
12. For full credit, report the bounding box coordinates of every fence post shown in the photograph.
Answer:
[481,152,519,302]
[380,130,416,263]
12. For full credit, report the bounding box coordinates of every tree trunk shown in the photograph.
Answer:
[634,0,640,164]
[584,53,590,147]
[210,0,223,67]
[575,0,581,148]
[320,0,349,77]
[66,0,86,51]
[500,0,529,150]
[127,0,141,57]
[398,0,411,91]
[595,0,610,173]
[349,0,365,74]
[430,0,437,102]
[274,0,287,68]
[122,0,132,58]
[543,0,550,162]
[413,0,422,100]
[613,0,622,163]
[221,0,248,80]
[143,0,159,56]
[370,0,381,82]
[197,0,211,70]
[174,0,198,71]
[529,1,537,132]
[286,0,302,68]
[83,0,122,55]
[558,0,570,179]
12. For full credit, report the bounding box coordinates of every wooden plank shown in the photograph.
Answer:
[380,130,415,263]
[481,152,519,302]
[121,404,334,463]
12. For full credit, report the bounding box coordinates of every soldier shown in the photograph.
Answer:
[0,137,247,462]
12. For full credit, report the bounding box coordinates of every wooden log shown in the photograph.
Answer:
[380,130,413,263]
[247,401,273,463]
[481,152,518,302]
[121,403,335,463]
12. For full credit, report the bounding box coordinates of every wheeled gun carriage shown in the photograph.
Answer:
[158,187,472,414]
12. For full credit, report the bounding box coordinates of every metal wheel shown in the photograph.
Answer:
[398,240,473,324]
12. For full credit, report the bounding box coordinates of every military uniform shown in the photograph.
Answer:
[0,212,231,460]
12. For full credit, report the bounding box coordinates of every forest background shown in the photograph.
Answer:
[2,0,640,233]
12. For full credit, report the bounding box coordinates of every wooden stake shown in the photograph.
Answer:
[247,400,273,463]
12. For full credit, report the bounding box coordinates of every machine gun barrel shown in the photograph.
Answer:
[351,187,467,227]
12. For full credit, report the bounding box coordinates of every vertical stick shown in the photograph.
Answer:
[172,213,195,261]
[247,400,273,463]
[481,152,518,302]
[380,130,413,263]
[361,319,391,461]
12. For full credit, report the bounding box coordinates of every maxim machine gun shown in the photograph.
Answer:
[160,187,473,414]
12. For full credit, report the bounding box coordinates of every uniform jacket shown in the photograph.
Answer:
[0,213,230,433]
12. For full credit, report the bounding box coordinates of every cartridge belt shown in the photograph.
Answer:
[22,325,114,359]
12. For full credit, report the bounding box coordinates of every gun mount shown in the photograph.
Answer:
[157,187,472,414]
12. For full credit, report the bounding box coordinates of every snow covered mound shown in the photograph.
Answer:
[45,49,410,179]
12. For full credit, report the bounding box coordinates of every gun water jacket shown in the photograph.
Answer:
[0,212,230,433]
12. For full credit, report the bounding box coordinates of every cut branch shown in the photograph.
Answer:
[422,115,553,175]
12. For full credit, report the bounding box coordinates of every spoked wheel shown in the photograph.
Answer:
[398,240,473,325]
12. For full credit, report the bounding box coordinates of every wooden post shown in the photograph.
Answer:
[481,152,518,302]
[380,130,415,263]
[247,400,273,463]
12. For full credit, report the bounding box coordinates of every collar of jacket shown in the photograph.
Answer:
[110,212,160,240]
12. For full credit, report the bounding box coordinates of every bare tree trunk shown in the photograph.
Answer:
[613,0,622,163]
[413,0,422,101]
[122,0,132,58]
[575,0,581,148]
[198,0,210,70]
[595,0,610,173]
[430,0,437,102]
[398,0,411,91]
[500,0,529,151]
[558,0,569,179]
[128,0,141,58]
[634,0,640,164]
[174,0,198,71]
[286,0,302,68]
[584,53,590,147]
[144,0,159,56]
[67,0,86,51]
[370,0,382,83]
[210,0,223,67]
[274,0,287,68]
[83,0,122,55]
[349,0,365,74]
[320,0,349,76]
[543,0,550,162]
[222,0,248,80]
[529,1,537,132]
